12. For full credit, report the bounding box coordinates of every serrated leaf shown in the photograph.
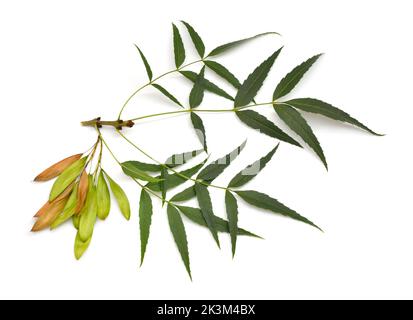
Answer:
[190,113,208,152]
[122,160,161,172]
[273,54,322,100]
[152,84,184,108]
[49,157,86,201]
[172,23,185,68]
[139,189,153,266]
[181,21,205,58]
[105,172,131,220]
[121,162,163,182]
[189,67,205,109]
[229,144,279,188]
[284,98,382,136]
[275,104,327,169]
[146,160,205,192]
[50,184,79,229]
[208,32,279,57]
[170,185,196,202]
[236,110,301,147]
[197,140,246,183]
[165,149,203,168]
[176,205,260,238]
[204,60,241,88]
[74,232,92,260]
[79,178,97,242]
[97,171,111,220]
[167,204,191,279]
[180,71,234,101]
[236,190,322,231]
[194,184,220,247]
[134,44,152,81]
[225,191,239,257]
[235,48,282,107]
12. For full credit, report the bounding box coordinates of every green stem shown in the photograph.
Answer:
[93,140,103,178]
[98,127,178,207]
[96,127,121,165]
[128,101,276,122]
[116,129,229,191]
[117,59,203,120]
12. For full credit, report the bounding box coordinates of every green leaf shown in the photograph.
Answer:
[139,189,153,266]
[225,191,239,257]
[229,144,279,188]
[170,185,196,202]
[134,44,152,81]
[122,160,161,172]
[273,54,322,100]
[105,172,131,220]
[180,71,234,101]
[97,171,111,220]
[49,157,86,201]
[204,60,241,89]
[190,113,208,152]
[74,232,92,260]
[181,21,205,58]
[176,205,261,238]
[275,104,327,169]
[197,140,246,183]
[121,162,163,182]
[284,98,382,136]
[236,110,301,147]
[51,184,79,229]
[152,84,184,108]
[160,168,168,206]
[235,48,282,107]
[208,32,279,57]
[189,67,205,109]
[167,204,191,279]
[172,23,185,68]
[79,180,97,242]
[165,149,203,168]
[146,160,205,192]
[194,184,220,247]
[236,190,322,231]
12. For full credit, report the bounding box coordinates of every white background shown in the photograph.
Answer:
[0,0,412,300]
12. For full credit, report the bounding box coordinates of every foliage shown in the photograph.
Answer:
[32,21,380,279]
